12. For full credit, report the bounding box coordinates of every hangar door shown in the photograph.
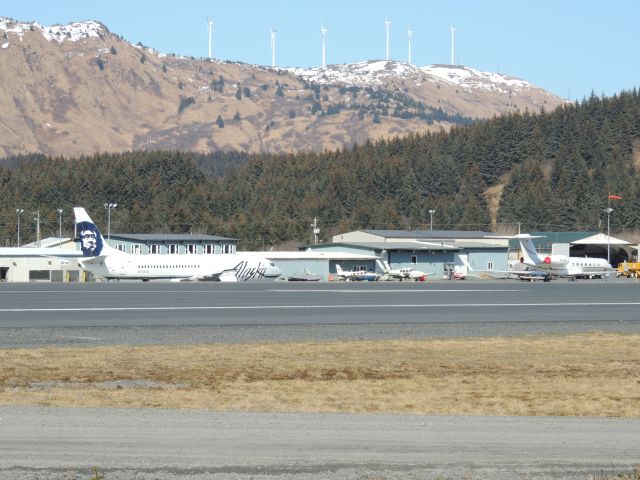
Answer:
[29,270,51,281]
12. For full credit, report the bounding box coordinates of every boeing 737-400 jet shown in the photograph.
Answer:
[74,207,281,282]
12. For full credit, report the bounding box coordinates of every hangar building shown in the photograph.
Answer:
[308,229,511,278]
[107,233,237,255]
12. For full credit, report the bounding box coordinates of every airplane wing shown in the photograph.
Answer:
[483,269,552,281]
[191,269,238,282]
[78,255,108,267]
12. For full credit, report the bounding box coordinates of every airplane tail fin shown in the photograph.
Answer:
[336,264,344,274]
[376,259,389,273]
[515,234,543,265]
[74,207,121,258]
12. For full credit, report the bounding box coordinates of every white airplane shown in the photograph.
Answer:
[376,260,431,281]
[513,234,612,280]
[74,207,281,282]
[335,264,379,281]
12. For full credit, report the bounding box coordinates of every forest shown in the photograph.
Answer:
[1,89,639,249]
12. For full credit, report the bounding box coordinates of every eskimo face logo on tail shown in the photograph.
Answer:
[233,260,269,281]
[77,222,103,257]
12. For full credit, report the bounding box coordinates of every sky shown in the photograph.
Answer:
[3,0,639,100]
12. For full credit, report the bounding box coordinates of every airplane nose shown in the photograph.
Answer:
[272,265,282,278]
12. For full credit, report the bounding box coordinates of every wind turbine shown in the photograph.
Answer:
[207,18,214,60]
[270,27,276,67]
[321,24,328,69]
[407,27,413,65]
[450,24,456,65]
[385,18,391,61]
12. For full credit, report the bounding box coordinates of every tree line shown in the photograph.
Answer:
[1,89,639,249]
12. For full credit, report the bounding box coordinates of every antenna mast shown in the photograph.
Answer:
[450,24,456,65]
[407,27,413,65]
[270,27,276,67]
[207,18,214,60]
[385,18,391,61]
[321,24,328,69]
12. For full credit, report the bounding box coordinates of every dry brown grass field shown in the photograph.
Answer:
[1,332,638,416]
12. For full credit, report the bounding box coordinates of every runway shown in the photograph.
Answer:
[2,282,639,479]
[1,280,639,347]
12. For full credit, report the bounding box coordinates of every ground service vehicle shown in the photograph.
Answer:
[616,261,640,278]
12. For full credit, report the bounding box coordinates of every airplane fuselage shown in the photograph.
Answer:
[81,253,280,281]
[524,256,611,278]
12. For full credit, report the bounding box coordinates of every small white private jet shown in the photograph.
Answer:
[511,234,613,280]
[376,260,431,281]
[335,264,379,281]
[74,207,281,282]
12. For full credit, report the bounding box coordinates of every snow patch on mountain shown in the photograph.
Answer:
[421,65,533,92]
[285,60,536,94]
[41,20,104,43]
[286,61,418,87]
[0,17,105,44]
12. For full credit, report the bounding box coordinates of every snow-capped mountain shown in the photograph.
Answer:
[0,17,105,44]
[288,60,536,95]
[0,17,564,157]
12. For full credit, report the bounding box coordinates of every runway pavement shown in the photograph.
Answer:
[1,280,639,347]
[2,282,639,479]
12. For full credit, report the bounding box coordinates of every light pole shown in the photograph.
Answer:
[33,210,41,247]
[16,209,24,247]
[605,194,622,265]
[605,206,613,265]
[428,209,435,231]
[104,203,117,242]
[56,209,63,246]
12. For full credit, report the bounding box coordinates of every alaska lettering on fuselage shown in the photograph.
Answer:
[233,260,269,281]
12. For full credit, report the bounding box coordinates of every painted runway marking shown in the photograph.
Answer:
[2,302,640,312]
[0,290,255,294]
[272,289,523,293]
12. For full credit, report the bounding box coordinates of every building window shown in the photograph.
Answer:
[169,244,179,255]
[132,244,142,255]
[149,245,161,254]
[411,255,417,264]
[204,245,215,254]
[187,244,197,254]
[487,261,494,270]
[223,245,231,254]
[115,244,126,252]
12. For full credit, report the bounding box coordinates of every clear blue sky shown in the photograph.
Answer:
[4,0,638,100]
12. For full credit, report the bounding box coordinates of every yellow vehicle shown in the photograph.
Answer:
[616,261,640,278]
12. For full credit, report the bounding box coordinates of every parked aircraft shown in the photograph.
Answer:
[73,207,281,281]
[335,264,379,281]
[513,234,612,279]
[376,260,431,281]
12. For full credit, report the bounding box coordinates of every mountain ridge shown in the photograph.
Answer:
[0,17,565,157]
